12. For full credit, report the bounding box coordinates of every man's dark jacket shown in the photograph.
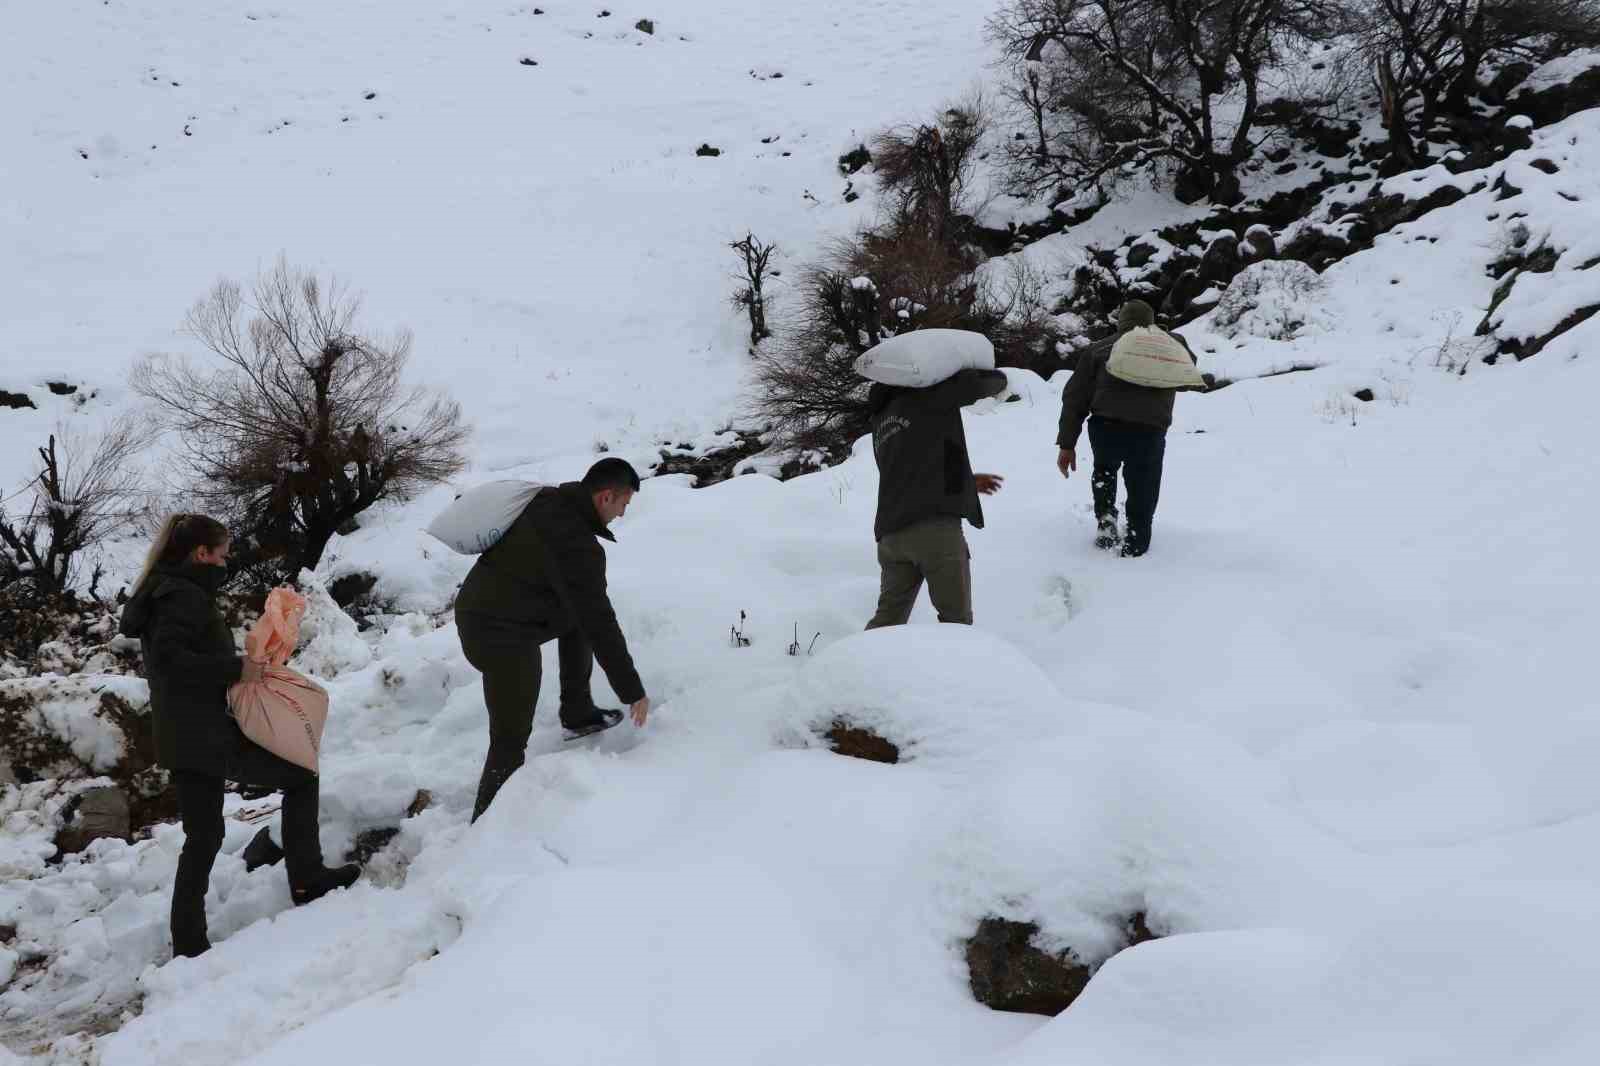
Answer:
[119,562,245,774]
[455,482,644,705]
[870,368,1008,542]
[1056,330,1200,450]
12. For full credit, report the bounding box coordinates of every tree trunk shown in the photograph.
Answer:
[1027,70,1049,161]
[749,293,768,348]
[1446,47,1485,114]
[1210,165,1244,207]
[1377,55,1421,172]
[300,520,337,574]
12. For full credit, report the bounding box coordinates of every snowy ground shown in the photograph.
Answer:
[1,0,993,496]
[4,2,1599,1065]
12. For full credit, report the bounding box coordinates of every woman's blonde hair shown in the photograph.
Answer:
[132,513,230,592]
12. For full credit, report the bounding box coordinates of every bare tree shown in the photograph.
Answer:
[749,248,881,457]
[990,0,1346,204]
[872,96,991,245]
[1355,0,1600,166]
[729,232,778,350]
[132,258,469,579]
[0,416,153,598]
[970,256,1063,373]
[750,224,1060,456]
[1445,0,1600,109]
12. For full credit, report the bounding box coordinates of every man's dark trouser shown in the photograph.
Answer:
[865,516,973,629]
[1087,415,1168,557]
[458,613,596,822]
[172,739,323,955]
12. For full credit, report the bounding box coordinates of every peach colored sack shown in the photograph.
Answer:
[246,586,308,666]
[228,588,329,773]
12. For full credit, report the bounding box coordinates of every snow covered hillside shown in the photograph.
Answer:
[4,2,1600,1064]
[2,0,989,491]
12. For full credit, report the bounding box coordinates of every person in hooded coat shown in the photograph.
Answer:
[119,514,359,958]
[1055,300,1209,556]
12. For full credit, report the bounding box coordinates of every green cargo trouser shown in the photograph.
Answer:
[865,516,973,629]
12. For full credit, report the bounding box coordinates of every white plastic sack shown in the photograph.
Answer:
[854,329,995,388]
[1106,327,1206,389]
[424,480,546,554]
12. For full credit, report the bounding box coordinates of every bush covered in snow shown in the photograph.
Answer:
[1209,260,1330,341]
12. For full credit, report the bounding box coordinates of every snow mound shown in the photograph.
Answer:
[0,780,107,878]
[792,625,1067,761]
[1209,260,1330,341]
[291,572,373,679]
[999,885,1600,1065]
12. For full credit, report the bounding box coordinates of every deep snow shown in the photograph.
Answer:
[3,2,1599,1065]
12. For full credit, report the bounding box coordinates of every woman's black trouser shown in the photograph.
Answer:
[171,740,322,954]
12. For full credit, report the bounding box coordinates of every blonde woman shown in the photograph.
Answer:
[120,515,358,958]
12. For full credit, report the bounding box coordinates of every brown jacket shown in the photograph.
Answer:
[455,482,644,704]
[1056,330,1200,450]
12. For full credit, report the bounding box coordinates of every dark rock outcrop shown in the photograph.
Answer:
[53,786,131,856]
[823,720,899,764]
[966,913,1162,1016]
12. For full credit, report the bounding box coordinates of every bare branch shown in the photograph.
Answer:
[987,0,1345,203]
[0,415,156,595]
[132,258,470,579]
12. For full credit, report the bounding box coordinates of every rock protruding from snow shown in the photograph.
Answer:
[823,719,899,763]
[967,917,1092,1015]
[1511,50,1600,126]
[1243,225,1277,262]
[1198,233,1242,285]
[53,785,130,856]
[966,913,1161,1016]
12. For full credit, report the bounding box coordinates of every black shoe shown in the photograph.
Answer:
[290,863,361,906]
[172,932,211,959]
[1094,520,1121,551]
[242,827,284,872]
[560,706,624,740]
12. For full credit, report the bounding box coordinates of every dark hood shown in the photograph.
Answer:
[118,561,227,638]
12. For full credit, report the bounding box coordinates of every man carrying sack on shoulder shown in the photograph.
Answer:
[453,459,649,822]
[858,330,1009,628]
[1056,299,1211,557]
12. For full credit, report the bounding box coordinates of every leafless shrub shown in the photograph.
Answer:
[871,95,991,243]
[749,252,879,457]
[750,224,1059,457]
[0,416,154,598]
